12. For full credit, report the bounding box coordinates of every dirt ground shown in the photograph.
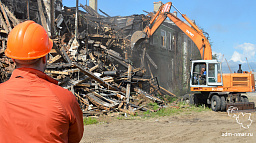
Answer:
[80,93,256,143]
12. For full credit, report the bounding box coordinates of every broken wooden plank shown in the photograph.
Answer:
[80,4,99,17]
[102,76,114,83]
[122,68,144,76]
[119,77,150,82]
[45,70,69,75]
[86,89,119,108]
[86,93,111,110]
[89,52,96,62]
[126,64,132,104]
[0,0,11,32]
[64,68,80,74]
[89,64,99,72]
[146,52,158,69]
[53,43,72,64]
[26,0,29,20]
[76,83,92,87]
[134,87,163,104]
[159,86,177,97]
[129,104,148,111]
[75,93,89,106]
[118,107,135,115]
[73,63,120,92]
[45,68,80,76]
[99,9,110,17]
[48,55,62,64]
[0,12,9,33]
[2,3,19,26]
[50,0,55,37]
[37,0,49,33]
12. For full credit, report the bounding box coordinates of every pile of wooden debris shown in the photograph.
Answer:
[0,0,177,116]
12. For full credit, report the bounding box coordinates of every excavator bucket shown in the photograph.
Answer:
[130,31,146,48]
[226,102,255,111]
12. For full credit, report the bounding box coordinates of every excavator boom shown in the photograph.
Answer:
[131,2,212,60]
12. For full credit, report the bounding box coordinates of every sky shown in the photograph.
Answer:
[62,0,256,73]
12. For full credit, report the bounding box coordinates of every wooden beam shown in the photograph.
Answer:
[0,11,9,33]
[126,64,132,104]
[27,0,30,20]
[118,108,135,115]
[45,70,69,75]
[48,55,61,64]
[74,93,89,106]
[73,63,120,92]
[89,64,99,72]
[0,0,11,31]
[146,52,158,69]
[37,0,49,33]
[50,0,55,37]
[159,86,176,97]
[2,3,20,26]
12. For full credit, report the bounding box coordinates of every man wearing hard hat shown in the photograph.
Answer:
[0,21,84,142]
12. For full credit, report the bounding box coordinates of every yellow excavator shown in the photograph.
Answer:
[131,2,255,111]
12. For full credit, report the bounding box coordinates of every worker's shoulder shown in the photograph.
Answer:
[47,82,77,103]
[47,82,69,93]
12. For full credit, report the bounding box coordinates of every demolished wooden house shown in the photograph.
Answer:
[0,0,201,115]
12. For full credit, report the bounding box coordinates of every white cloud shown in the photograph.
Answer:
[230,43,256,63]
[230,51,245,63]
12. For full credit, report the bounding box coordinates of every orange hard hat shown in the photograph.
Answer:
[5,20,53,60]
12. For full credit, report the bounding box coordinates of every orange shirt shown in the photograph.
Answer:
[0,68,84,143]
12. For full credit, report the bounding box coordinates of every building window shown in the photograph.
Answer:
[161,30,166,48]
[172,35,176,51]
[171,58,174,81]
[169,32,172,50]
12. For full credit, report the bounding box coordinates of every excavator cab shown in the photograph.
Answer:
[190,60,223,87]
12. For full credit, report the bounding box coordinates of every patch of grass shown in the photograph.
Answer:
[190,105,211,112]
[143,103,210,118]
[116,116,124,120]
[147,102,159,110]
[83,117,98,125]
[143,107,183,118]
[169,97,178,103]
[158,95,178,103]
[177,101,187,107]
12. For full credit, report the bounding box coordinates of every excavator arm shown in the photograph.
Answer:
[131,2,212,60]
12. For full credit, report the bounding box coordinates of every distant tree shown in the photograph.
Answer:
[212,54,218,61]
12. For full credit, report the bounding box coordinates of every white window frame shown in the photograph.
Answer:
[161,30,166,48]
[169,32,172,50]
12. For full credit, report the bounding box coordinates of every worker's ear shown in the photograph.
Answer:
[42,55,47,64]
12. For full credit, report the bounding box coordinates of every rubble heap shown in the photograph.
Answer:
[0,0,177,116]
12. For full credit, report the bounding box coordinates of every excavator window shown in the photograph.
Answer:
[192,63,206,85]
[191,61,223,86]
[208,63,222,85]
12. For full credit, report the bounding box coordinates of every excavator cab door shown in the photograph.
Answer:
[207,61,223,86]
[190,60,223,87]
